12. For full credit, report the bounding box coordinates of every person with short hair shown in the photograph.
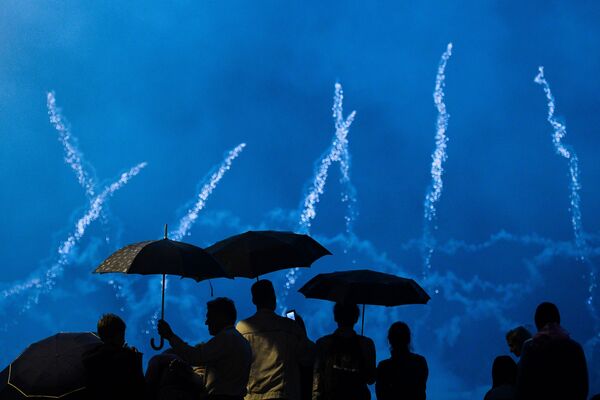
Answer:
[97,313,127,345]
[376,321,427,400]
[312,303,376,400]
[82,313,145,400]
[516,302,589,400]
[484,355,517,400]
[158,297,252,400]
[505,326,532,358]
[236,279,315,400]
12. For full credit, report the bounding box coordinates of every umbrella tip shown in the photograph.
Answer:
[164,224,168,239]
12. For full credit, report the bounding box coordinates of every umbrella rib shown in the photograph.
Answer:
[8,362,87,398]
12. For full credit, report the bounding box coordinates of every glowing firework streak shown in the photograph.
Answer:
[422,43,453,279]
[47,91,114,243]
[534,67,584,251]
[171,143,246,241]
[335,86,359,236]
[280,84,356,311]
[298,83,356,232]
[143,144,245,329]
[2,162,147,303]
[425,43,453,222]
[47,92,97,197]
[534,67,598,316]
[59,162,148,256]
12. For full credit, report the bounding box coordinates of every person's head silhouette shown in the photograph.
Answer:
[205,297,237,336]
[491,355,517,388]
[388,321,411,356]
[251,279,276,311]
[506,326,532,357]
[97,313,126,347]
[534,302,560,331]
[333,302,359,329]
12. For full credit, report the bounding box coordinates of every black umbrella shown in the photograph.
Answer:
[298,269,430,335]
[0,332,101,399]
[205,230,331,279]
[94,225,229,350]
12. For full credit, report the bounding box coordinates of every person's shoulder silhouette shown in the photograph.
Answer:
[313,303,376,400]
[83,314,145,400]
[376,321,428,400]
[236,279,314,400]
[517,302,588,400]
[484,355,517,400]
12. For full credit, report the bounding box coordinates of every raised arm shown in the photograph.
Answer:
[158,320,205,365]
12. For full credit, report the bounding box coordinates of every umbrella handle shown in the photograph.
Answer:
[151,336,164,350]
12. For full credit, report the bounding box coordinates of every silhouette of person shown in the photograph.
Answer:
[145,349,201,400]
[505,326,531,358]
[516,302,589,400]
[236,279,315,400]
[312,302,376,400]
[484,355,517,400]
[376,321,428,400]
[158,297,252,400]
[82,313,145,400]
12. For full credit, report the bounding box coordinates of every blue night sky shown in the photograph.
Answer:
[1,1,600,398]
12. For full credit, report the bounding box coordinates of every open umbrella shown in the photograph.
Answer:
[0,332,101,399]
[298,269,430,335]
[94,225,229,350]
[205,230,331,279]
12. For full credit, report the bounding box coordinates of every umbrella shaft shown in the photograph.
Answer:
[161,274,166,319]
[361,304,365,336]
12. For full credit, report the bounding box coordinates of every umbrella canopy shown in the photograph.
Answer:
[94,238,227,282]
[298,269,430,306]
[94,228,230,350]
[0,332,101,399]
[205,230,331,278]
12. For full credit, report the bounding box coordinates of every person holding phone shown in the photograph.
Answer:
[236,280,315,400]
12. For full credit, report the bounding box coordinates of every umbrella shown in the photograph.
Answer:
[0,332,101,399]
[94,225,229,350]
[205,230,331,279]
[298,269,430,335]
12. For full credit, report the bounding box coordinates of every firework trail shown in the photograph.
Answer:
[47,91,116,244]
[141,144,246,330]
[422,43,453,281]
[534,67,585,252]
[47,92,97,197]
[171,143,247,241]
[534,67,599,319]
[280,84,356,309]
[58,162,147,257]
[2,162,147,307]
[333,85,359,237]
[35,162,147,306]
[298,83,356,233]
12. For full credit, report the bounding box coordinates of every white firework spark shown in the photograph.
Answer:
[171,143,246,241]
[422,43,453,279]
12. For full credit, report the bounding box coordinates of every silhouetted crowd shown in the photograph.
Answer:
[484,302,589,400]
[77,280,592,400]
